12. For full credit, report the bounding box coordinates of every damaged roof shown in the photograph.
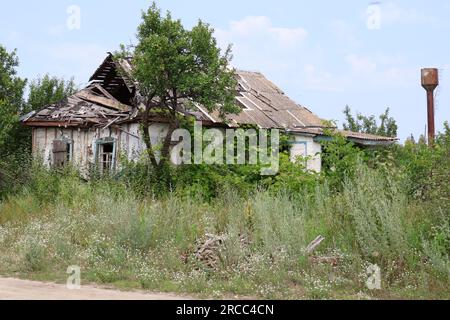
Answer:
[22,53,397,144]
[22,84,133,128]
[288,127,398,145]
[207,70,326,129]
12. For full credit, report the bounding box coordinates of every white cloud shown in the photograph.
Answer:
[213,15,308,80]
[381,2,438,26]
[346,54,377,74]
[44,43,106,64]
[213,15,419,96]
[270,26,307,47]
[344,53,417,89]
[37,43,108,84]
[216,16,307,49]
[301,53,417,93]
[303,64,343,92]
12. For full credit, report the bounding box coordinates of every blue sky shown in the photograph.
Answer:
[1,0,449,141]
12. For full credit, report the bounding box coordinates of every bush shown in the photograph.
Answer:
[0,124,449,299]
[395,122,450,204]
[340,164,408,261]
[24,242,47,272]
[422,216,450,280]
[320,132,363,191]
[0,146,32,199]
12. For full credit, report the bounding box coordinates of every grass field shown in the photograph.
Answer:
[0,164,448,300]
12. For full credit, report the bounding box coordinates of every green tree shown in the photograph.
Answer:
[0,45,27,153]
[0,48,77,196]
[321,129,364,190]
[343,105,398,138]
[396,121,450,202]
[15,74,78,152]
[26,74,77,113]
[117,3,239,168]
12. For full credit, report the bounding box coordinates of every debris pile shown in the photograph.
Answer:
[305,235,342,267]
[194,234,227,269]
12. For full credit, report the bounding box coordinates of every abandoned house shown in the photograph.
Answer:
[20,53,397,174]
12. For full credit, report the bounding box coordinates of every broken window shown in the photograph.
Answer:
[52,139,73,168]
[95,138,116,173]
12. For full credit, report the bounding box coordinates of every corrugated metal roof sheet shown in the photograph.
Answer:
[289,127,398,142]
[226,70,325,128]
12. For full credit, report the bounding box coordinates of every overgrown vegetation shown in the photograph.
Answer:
[0,3,448,300]
[0,126,448,299]
[0,45,27,155]
[343,105,398,138]
[0,46,77,198]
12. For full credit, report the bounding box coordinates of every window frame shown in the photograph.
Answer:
[52,138,73,168]
[94,137,117,173]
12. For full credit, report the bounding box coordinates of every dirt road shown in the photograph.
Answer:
[0,277,191,300]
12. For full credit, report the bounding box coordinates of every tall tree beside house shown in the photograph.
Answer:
[26,74,77,113]
[17,75,78,151]
[117,3,239,168]
[0,45,26,194]
[0,46,77,192]
[0,45,27,154]
[0,46,77,155]
[343,105,398,138]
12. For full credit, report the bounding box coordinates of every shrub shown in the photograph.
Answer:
[339,163,408,261]
[320,132,363,191]
[0,124,449,299]
[395,122,450,204]
[422,217,450,280]
[23,242,47,272]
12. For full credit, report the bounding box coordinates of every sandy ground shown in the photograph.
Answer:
[0,277,191,300]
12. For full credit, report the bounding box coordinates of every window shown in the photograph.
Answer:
[52,139,73,168]
[95,138,116,173]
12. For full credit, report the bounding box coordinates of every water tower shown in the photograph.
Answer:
[421,68,439,144]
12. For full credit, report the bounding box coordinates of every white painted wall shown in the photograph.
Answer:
[32,124,323,174]
[32,122,170,175]
[289,134,322,172]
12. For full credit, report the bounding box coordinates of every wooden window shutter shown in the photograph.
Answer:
[52,140,68,168]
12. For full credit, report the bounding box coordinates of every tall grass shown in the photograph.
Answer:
[0,162,448,299]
